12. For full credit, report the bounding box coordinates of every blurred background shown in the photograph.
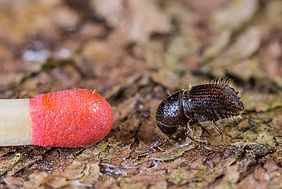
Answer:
[0,0,281,188]
[0,0,281,97]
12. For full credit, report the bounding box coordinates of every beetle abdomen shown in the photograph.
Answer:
[183,84,244,123]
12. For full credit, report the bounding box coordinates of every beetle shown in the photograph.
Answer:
[155,83,244,140]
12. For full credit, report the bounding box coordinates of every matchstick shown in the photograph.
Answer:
[0,89,113,147]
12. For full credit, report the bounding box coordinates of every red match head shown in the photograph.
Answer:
[29,89,113,147]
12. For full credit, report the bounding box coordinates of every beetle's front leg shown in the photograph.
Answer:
[185,120,208,145]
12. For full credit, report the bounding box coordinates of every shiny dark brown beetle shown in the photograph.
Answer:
[155,83,244,138]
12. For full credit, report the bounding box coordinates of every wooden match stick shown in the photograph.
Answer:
[0,89,113,147]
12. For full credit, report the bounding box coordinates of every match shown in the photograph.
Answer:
[0,89,113,147]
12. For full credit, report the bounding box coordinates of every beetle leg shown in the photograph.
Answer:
[212,121,225,142]
[212,121,223,135]
[185,119,194,136]
[185,120,208,145]
[197,123,210,135]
